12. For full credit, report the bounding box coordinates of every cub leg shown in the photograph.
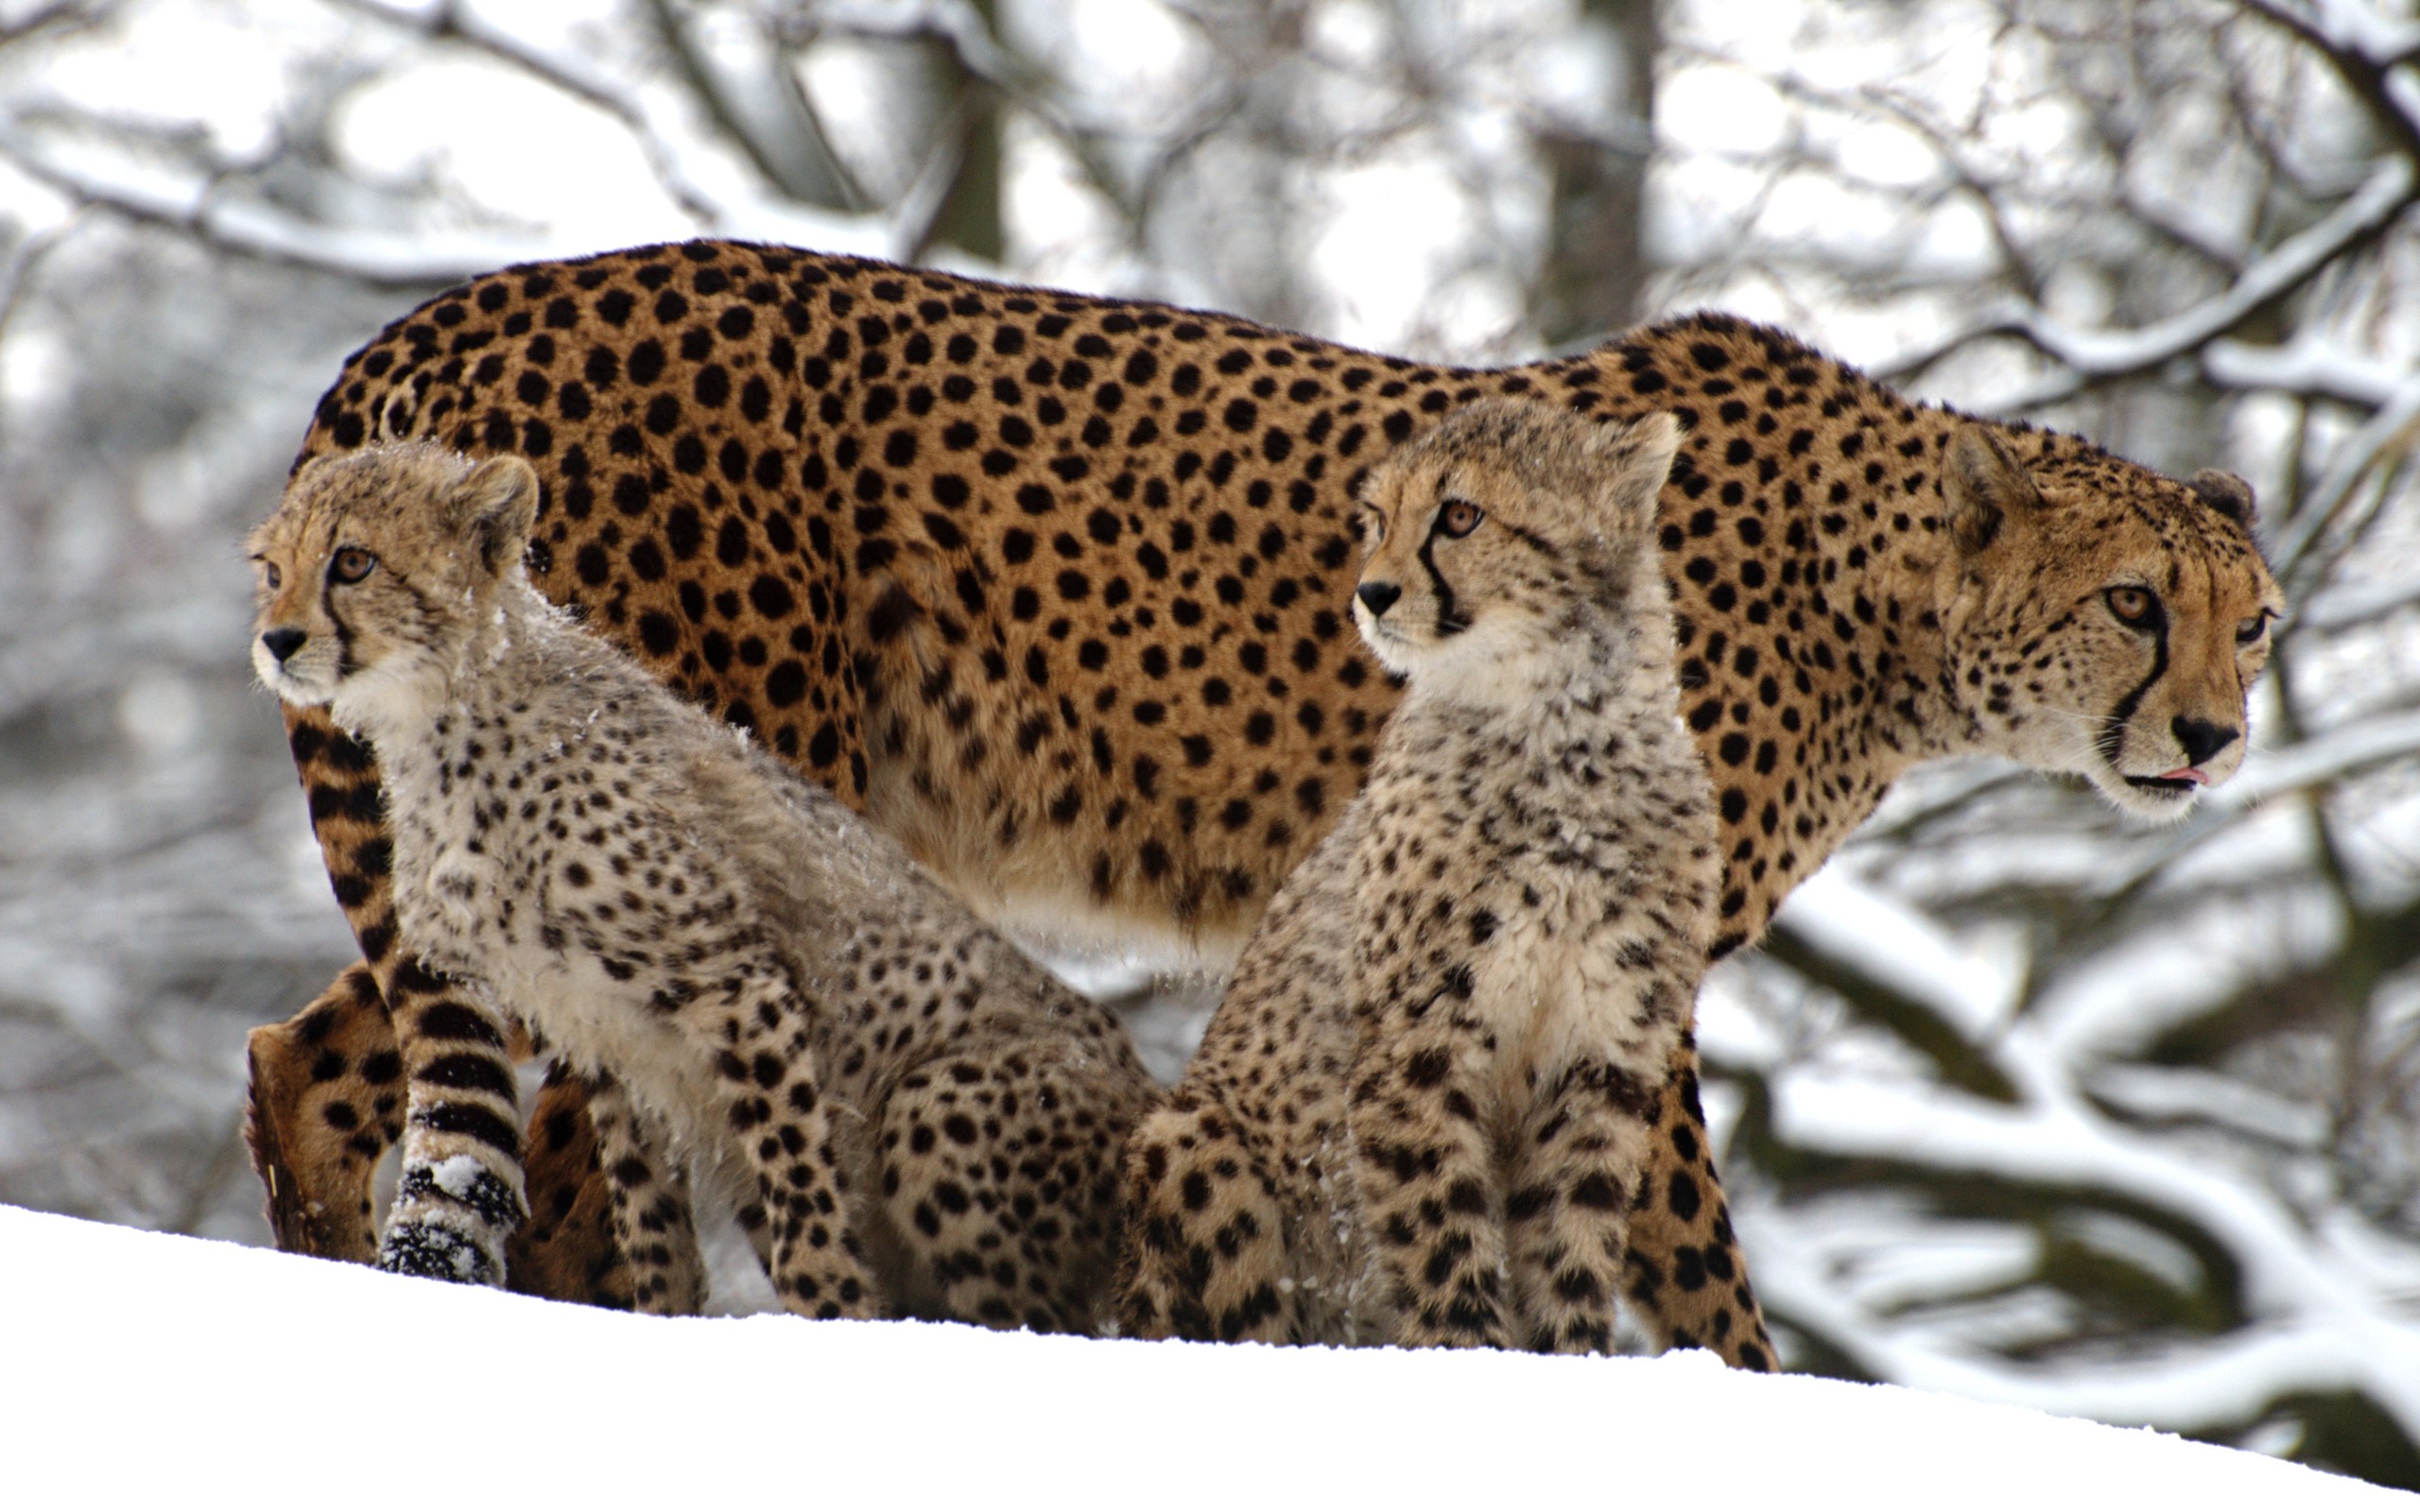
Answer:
[1504,1057,1657,1355]
[508,1064,635,1307]
[1349,1026,1511,1349]
[1620,1046,1775,1371]
[584,1074,705,1315]
[1117,1091,1295,1344]
[714,976,879,1320]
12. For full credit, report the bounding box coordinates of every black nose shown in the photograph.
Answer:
[2172,715,2238,766]
[1357,581,1402,618]
[261,627,306,664]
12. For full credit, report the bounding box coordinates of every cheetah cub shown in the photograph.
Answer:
[1120,401,1735,1357]
[249,442,1156,1329]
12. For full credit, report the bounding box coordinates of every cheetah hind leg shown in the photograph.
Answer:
[1117,1092,1298,1344]
[244,962,405,1264]
[1503,1057,1657,1355]
[505,1063,636,1307]
[583,1074,705,1314]
[1620,1045,1774,1371]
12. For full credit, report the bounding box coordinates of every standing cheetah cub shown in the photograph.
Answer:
[249,441,1156,1329]
[1120,401,1760,1363]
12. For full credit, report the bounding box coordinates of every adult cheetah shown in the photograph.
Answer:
[1120,404,1740,1358]
[249,441,1156,1327]
[245,240,2282,1366]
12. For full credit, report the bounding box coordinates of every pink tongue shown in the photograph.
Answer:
[2159,766,2209,784]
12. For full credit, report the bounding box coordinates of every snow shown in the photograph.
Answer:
[2,1205,2402,1508]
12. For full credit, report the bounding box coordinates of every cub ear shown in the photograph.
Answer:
[454,455,541,578]
[1589,410,1684,533]
[1943,423,2041,557]
[2189,469,2256,527]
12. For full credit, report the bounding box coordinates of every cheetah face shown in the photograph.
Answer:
[1937,426,2286,820]
[1352,403,1683,699]
[248,444,540,722]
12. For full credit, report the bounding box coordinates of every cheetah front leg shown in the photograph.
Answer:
[1117,1091,1296,1344]
[244,962,401,1264]
[1349,1025,1512,1350]
[584,1074,705,1315]
[1620,1043,1775,1370]
[1503,1057,1658,1355]
[713,980,880,1321]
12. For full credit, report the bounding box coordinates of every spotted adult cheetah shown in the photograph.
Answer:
[248,441,1155,1326]
[244,242,2282,1366]
[1120,403,1738,1357]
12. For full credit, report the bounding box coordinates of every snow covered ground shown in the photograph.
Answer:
[3,1205,2401,1508]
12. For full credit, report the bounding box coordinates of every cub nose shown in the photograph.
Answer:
[1356,581,1403,618]
[260,627,307,664]
[2171,714,2238,766]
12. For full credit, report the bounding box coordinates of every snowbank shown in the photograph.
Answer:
[1,1205,2398,1508]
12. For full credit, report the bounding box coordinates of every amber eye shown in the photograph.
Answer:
[2105,586,2157,627]
[2237,610,2274,645]
[1436,498,1485,539]
[330,547,377,585]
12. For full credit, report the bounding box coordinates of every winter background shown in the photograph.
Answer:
[1,0,2417,1493]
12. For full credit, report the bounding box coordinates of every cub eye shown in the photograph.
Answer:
[1435,498,1485,539]
[2237,610,2274,645]
[2104,586,2157,627]
[261,561,282,592]
[1356,507,1385,544]
[330,547,377,585]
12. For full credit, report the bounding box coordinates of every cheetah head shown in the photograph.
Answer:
[1935,424,2286,820]
[1352,402,1683,700]
[248,443,542,723]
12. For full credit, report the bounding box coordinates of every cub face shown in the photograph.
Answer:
[1938,425,2287,819]
[247,443,541,719]
[1351,403,1683,696]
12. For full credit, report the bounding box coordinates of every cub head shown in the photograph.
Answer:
[247,443,540,713]
[1937,424,2286,819]
[1353,401,1683,694]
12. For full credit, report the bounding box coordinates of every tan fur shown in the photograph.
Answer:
[1117,404,1760,1360]
[242,248,2281,1352]
[248,442,1156,1326]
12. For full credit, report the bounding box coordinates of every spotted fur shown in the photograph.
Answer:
[242,242,2281,1353]
[1119,404,1764,1361]
[248,441,1155,1326]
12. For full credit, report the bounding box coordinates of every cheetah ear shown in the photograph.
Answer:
[1943,423,2041,558]
[1590,410,1684,532]
[2190,469,2256,527]
[453,455,540,580]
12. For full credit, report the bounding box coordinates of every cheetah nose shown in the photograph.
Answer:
[1356,581,1403,618]
[260,627,307,664]
[2171,715,2238,766]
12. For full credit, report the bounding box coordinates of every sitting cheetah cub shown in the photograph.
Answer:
[1120,401,1744,1359]
[249,442,1156,1329]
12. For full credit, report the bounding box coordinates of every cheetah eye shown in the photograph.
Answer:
[1356,507,1385,544]
[1435,498,1485,540]
[259,559,282,592]
[2104,586,2158,627]
[330,547,377,585]
[2237,609,2275,645]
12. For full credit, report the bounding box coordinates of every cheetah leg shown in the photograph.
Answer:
[269,703,528,1285]
[1116,1091,1296,1344]
[1620,1037,1775,1371]
[1349,1027,1512,1350]
[716,981,880,1321]
[874,1042,1137,1334]
[508,1064,637,1307]
[1503,1057,1658,1355]
[243,962,403,1263]
[584,1074,705,1315]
